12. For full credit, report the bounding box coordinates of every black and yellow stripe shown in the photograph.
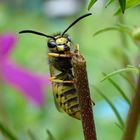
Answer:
[53,82,81,120]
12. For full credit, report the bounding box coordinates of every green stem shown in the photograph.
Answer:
[118,14,136,92]
[118,14,130,66]
[122,74,140,140]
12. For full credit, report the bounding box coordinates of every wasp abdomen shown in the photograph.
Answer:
[53,83,81,120]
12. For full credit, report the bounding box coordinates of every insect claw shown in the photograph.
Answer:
[49,77,56,81]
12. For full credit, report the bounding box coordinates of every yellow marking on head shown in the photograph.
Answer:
[56,37,67,44]
[57,45,65,51]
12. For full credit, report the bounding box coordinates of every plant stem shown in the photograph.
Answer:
[72,53,97,140]
[122,74,140,140]
[118,14,136,92]
[118,14,130,67]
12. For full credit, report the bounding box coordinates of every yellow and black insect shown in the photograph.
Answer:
[19,13,92,120]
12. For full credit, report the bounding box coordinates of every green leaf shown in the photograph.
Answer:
[115,122,124,130]
[0,121,17,140]
[105,0,115,7]
[88,0,97,10]
[101,66,139,82]
[93,25,132,37]
[114,8,121,15]
[94,86,124,128]
[119,73,136,91]
[93,27,121,37]
[115,0,140,15]
[46,130,55,140]
[28,130,37,140]
[102,73,131,105]
[119,0,126,13]
[126,0,140,8]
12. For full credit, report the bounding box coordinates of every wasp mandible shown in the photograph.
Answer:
[19,13,92,120]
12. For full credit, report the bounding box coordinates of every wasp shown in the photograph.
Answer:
[19,13,92,120]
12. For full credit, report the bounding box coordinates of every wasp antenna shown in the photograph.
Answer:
[62,13,92,36]
[19,30,55,40]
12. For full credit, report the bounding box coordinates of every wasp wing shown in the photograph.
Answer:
[52,82,63,112]
[49,61,63,112]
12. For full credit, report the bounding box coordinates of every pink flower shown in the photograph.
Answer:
[0,33,50,106]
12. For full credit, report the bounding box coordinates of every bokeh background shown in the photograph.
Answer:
[0,0,140,140]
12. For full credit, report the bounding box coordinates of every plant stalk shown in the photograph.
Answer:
[118,14,130,67]
[122,74,140,140]
[118,13,136,93]
[72,53,97,140]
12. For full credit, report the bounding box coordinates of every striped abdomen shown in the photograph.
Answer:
[53,83,81,119]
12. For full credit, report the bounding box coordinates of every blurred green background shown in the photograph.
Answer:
[0,0,140,140]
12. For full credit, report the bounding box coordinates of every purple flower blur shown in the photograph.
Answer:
[0,33,50,106]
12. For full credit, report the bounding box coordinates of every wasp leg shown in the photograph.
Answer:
[49,76,56,81]
[48,53,71,58]
[50,79,74,84]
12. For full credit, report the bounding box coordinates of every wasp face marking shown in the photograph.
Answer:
[48,35,71,53]
[56,37,67,44]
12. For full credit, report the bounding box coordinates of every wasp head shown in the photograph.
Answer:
[48,34,71,53]
[19,13,92,54]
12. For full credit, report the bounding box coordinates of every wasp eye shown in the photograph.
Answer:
[48,41,57,48]
[67,35,71,42]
